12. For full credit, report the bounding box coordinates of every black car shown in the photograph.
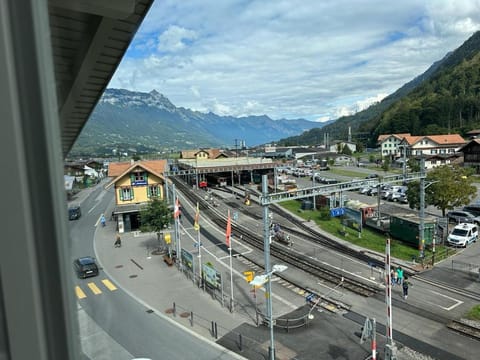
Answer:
[68,205,81,220]
[446,210,480,225]
[365,174,379,179]
[74,256,99,279]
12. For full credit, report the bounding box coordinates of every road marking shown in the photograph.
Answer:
[75,286,86,299]
[430,290,463,310]
[87,282,102,295]
[102,279,117,291]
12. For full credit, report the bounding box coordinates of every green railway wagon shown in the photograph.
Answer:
[389,214,436,248]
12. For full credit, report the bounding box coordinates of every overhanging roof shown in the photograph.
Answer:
[48,0,154,157]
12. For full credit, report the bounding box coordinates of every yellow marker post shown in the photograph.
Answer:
[164,233,172,244]
[243,271,254,283]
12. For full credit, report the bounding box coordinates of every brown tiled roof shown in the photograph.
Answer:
[181,150,199,159]
[108,160,167,177]
[377,133,411,142]
[105,160,167,190]
[424,134,465,145]
[402,135,423,145]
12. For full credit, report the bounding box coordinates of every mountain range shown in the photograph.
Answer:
[71,31,480,157]
[70,89,328,156]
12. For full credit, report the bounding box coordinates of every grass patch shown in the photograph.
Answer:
[281,200,423,261]
[465,305,480,321]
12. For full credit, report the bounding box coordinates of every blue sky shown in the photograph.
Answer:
[109,0,480,122]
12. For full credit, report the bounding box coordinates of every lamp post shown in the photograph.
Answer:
[250,264,288,360]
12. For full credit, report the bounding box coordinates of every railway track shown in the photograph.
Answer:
[448,320,480,341]
[229,185,386,268]
[173,178,480,341]
[171,177,381,297]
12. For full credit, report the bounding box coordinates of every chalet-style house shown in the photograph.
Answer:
[378,133,466,169]
[460,139,480,173]
[105,159,167,232]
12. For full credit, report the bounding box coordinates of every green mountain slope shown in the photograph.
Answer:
[279,31,480,147]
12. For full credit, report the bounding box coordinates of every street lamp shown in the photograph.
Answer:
[249,264,288,360]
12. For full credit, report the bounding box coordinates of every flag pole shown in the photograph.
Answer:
[226,209,234,312]
[194,202,202,287]
[229,238,234,312]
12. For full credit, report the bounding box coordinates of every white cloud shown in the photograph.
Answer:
[109,0,480,121]
[157,25,198,52]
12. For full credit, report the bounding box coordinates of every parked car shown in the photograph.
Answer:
[462,204,480,217]
[359,186,372,195]
[397,193,408,204]
[447,223,478,247]
[74,256,99,279]
[446,210,480,225]
[68,205,81,220]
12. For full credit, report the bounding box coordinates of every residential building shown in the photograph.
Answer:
[378,133,411,158]
[460,139,480,173]
[378,133,466,169]
[105,160,167,232]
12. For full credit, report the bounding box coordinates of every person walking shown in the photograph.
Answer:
[100,213,106,227]
[392,268,398,286]
[114,233,121,248]
[402,276,410,299]
[396,266,404,285]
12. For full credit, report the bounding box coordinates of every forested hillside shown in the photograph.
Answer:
[363,51,480,143]
[279,31,480,148]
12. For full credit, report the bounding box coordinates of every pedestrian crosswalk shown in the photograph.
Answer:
[75,279,118,299]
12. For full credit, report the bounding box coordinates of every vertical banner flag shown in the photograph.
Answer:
[174,198,180,219]
[226,209,231,247]
[194,202,200,231]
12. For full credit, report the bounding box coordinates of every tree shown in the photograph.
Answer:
[139,198,173,251]
[341,145,352,155]
[407,158,420,172]
[406,165,476,216]
[381,157,390,173]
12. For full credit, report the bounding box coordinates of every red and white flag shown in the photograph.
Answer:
[173,198,180,219]
[225,210,231,247]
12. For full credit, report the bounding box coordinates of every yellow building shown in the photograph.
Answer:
[106,160,167,232]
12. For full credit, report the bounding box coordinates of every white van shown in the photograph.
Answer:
[447,223,478,247]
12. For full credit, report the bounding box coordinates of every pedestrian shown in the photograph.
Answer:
[396,266,404,285]
[392,268,398,286]
[402,277,410,299]
[114,234,121,248]
[100,213,106,227]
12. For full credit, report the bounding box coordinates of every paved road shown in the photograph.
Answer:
[70,183,245,360]
[70,180,480,360]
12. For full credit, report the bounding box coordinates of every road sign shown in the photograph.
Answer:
[243,271,254,283]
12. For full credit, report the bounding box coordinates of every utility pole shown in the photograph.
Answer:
[384,235,397,359]
[419,157,425,261]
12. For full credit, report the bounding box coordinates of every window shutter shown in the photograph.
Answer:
[147,186,151,198]
[145,172,148,182]
[130,174,135,184]
[119,189,124,201]
[130,187,134,200]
